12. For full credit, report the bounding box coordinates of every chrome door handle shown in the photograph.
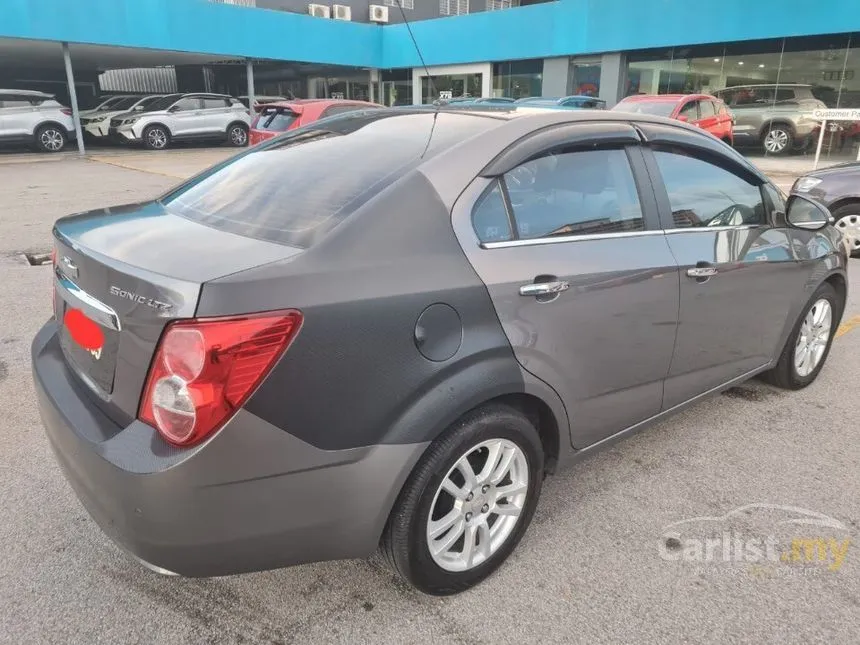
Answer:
[686,267,718,278]
[519,280,570,297]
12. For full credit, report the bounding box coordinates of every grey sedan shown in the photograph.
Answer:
[33,107,848,595]
[792,161,860,256]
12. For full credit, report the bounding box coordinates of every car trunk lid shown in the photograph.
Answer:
[52,200,301,427]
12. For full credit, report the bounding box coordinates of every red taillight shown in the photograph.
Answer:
[139,310,303,446]
[61,108,72,116]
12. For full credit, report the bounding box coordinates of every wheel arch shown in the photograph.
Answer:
[828,196,860,215]
[143,121,172,137]
[824,271,848,318]
[760,119,796,138]
[35,120,70,135]
[226,119,249,132]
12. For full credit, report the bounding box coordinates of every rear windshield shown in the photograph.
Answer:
[616,100,675,117]
[161,110,503,248]
[255,107,299,132]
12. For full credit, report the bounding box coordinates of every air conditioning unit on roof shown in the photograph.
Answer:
[308,3,331,18]
[332,4,352,20]
[369,4,389,22]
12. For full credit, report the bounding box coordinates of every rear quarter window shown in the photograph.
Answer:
[161,111,502,248]
[255,108,299,132]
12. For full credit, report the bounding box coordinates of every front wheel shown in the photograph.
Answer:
[227,123,249,147]
[832,204,860,257]
[762,282,841,389]
[381,404,544,595]
[762,125,794,155]
[143,125,170,150]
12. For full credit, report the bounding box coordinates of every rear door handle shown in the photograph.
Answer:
[519,280,569,297]
[686,267,718,278]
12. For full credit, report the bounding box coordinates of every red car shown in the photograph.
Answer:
[249,98,383,145]
[613,94,734,145]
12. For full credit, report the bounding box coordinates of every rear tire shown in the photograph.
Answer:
[762,282,841,389]
[762,124,794,155]
[34,124,67,153]
[832,203,860,257]
[226,123,249,147]
[143,125,170,150]
[381,403,544,595]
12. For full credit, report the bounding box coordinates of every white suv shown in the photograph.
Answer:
[110,93,252,150]
[0,89,76,153]
[80,95,163,140]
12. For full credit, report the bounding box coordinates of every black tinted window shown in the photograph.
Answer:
[322,104,375,118]
[173,97,203,111]
[472,181,511,243]
[144,94,182,111]
[162,111,503,248]
[499,148,644,240]
[203,97,229,109]
[653,149,766,228]
[0,98,31,108]
[255,108,299,132]
[678,101,698,120]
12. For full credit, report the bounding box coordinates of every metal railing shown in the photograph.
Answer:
[208,0,257,7]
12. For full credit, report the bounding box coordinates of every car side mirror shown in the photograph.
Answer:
[786,194,833,231]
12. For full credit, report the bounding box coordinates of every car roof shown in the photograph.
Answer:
[717,83,811,89]
[0,88,55,98]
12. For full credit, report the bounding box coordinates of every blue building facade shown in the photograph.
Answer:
[3,0,860,110]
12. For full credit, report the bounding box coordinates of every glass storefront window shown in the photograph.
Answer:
[381,69,412,106]
[625,34,860,161]
[493,60,542,99]
[570,61,601,97]
[422,73,482,104]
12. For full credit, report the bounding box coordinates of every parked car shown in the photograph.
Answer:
[0,89,76,152]
[249,98,383,145]
[80,95,163,141]
[34,108,847,595]
[79,95,139,118]
[613,94,734,145]
[792,161,860,256]
[515,95,607,109]
[109,93,252,150]
[434,97,516,106]
[713,84,826,155]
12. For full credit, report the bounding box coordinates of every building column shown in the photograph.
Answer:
[62,43,85,156]
[246,59,256,112]
[541,57,570,97]
[598,52,627,107]
[368,69,379,103]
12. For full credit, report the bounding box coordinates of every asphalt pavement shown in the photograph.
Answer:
[1,151,858,645]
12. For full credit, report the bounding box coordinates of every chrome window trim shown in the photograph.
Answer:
[54,267,122,331]
[479,224,765,249]
[480,229,665,249]
[664,224,765,234]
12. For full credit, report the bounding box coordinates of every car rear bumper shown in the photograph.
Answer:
[32,321,426,577]
[249,129,277,146]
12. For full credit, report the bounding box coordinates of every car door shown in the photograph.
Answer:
[202,97,231,134]
[695,99,720,137]
[457,124,680,448]
[168,97,205,137]
[677,99,698,125]
[0,95,33,138]
[639,126,799,408]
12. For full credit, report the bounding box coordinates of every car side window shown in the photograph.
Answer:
[652,148,767,228]
[472,148,644,243]
[762,183,787,218]
[203,98,229,109]
[173,97,202,112]
[679,101,698,120]
[698,101,716,118]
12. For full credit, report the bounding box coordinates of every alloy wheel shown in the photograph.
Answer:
[230,126,248,146]
[794,298,832,377]
[40,129,64,151]
[426,438,529,573]
[835,214,860,254]
[147,128,167,149]
[764,129,789,154]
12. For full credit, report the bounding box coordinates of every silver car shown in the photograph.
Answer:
[33,107,848,595]
[110,92,252,150]
[713,84,825,155]
[0,89,76,152]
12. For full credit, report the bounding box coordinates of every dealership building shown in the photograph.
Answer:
[3,0,860,151]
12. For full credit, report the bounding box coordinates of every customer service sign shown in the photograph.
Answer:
[812,108,860,121]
